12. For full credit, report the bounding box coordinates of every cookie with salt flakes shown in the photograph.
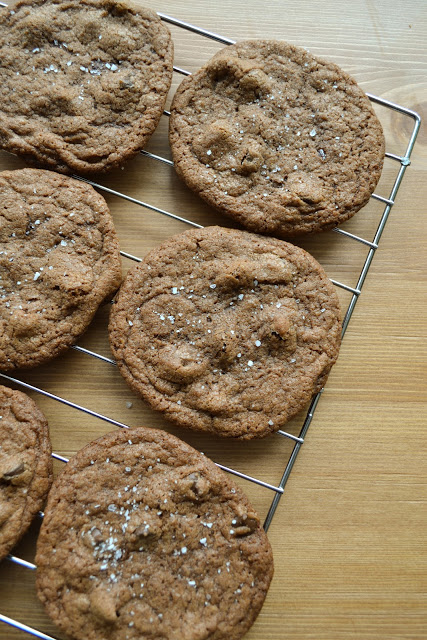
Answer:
[109,225,342,439]
[169,39,385,237]
[0,168,121,370]
[36,426,273,640]
[0,385,52,561]
[0,0,173,174]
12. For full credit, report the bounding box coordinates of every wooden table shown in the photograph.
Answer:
[0,1,426,638]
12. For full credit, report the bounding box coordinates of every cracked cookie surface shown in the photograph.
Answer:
[0,0,173,174]
[169,39,384,237]
[36,426,273,640]
[0,385,52,561]
[0,168,122,370]
[109,226,342,439]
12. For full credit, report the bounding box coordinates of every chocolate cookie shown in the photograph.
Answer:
[109,226,341,439]
[0,168,122,370]
[0,385,52,561]
[35,426,273,640]
[169,39,385,237]
[0,0,173,174]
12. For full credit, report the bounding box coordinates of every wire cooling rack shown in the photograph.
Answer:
[0,7,422,640]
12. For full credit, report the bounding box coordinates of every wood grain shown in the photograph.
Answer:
[0,0,426,639]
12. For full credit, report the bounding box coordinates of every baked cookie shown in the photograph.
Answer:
[169,39,385,237]
[0,168,122,370]
[0,385,52,561]
[36,426,273,640]
[0,0,173,174]
[109,226,341,439]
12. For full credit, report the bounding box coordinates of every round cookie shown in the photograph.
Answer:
[109,226,342,439]
[169,39,385,237]
[0,168,122,371]
[0,385,52,561]
[0,0,173,174]
[35,426,273,640]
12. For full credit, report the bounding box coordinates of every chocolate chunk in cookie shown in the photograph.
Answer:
[0,385,52,561]
[36,427,273,640]
[169,39,385,237]
[0,168,122,370]
[109,226,341,439]
[0,0,173,174]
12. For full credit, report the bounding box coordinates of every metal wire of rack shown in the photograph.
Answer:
[0,7,422,640]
